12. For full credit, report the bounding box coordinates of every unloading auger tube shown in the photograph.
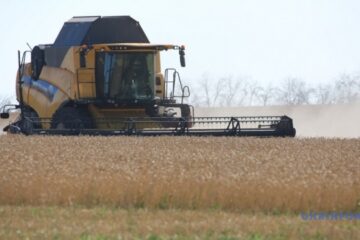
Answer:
[4,115,296,137]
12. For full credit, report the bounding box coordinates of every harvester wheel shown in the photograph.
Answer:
[51,107,93,130]
[180,104,193,128]
[19,108,41,135]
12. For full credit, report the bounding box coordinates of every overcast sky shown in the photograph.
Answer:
[1,0,360,97]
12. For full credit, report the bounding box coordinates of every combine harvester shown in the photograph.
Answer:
[0,16,295,137]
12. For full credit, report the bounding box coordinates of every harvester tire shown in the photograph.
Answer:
[180,104,193,128]
[21,108,41,135]
[51,107,93,130]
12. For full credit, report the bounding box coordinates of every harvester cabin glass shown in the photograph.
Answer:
[95,52,155,101]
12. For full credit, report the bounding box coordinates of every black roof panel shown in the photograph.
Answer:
[53,16,149,47]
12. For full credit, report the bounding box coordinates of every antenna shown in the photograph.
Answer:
[26,42,32,51]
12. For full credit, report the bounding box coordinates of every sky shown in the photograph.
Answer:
[1,0,360,98]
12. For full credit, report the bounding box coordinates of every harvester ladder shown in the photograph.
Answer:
[164,68,190,104]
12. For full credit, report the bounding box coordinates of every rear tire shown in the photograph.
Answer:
[180,104,193,128]
[51,107,93,132]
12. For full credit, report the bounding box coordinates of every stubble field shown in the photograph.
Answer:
[0,135,359,239]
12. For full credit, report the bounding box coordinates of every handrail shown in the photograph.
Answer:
[164,68,190,104]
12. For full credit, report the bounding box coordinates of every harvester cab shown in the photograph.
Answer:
[1,16,296,137]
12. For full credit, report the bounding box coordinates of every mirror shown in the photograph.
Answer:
[0,112,9,119]
[182,86,190,97]
[31,46,45,80]
[179,48,186,67]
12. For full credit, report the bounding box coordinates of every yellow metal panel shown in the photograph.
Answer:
[60,48,76,74]
[39,66,75,98]
[155,53,165,98]
[77,69,95,83]
[155,52,161,73]
[45,90,71,122]
[16,64,32,103]
[88,104,160,129]
[77,69,96,98]
[78,84,95,98]
[26,85,70,118]
[86,49,95,69]
[27,88,51,118]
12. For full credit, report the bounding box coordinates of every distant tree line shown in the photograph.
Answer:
[186,73,360,107]
[1,73,360,108]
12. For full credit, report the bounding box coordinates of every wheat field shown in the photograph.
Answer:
[1,135,360,239]
[0,135,359,212]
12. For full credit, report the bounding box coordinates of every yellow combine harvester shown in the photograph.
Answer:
[1,16,295,137]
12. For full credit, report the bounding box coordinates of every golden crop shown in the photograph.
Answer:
[0,135,359,212]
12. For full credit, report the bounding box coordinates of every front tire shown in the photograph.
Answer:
[51,107,93,133]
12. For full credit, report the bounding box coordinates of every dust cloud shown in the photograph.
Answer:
[195,103,360,138]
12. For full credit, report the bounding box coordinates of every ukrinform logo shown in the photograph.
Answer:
[300,212,360,220]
